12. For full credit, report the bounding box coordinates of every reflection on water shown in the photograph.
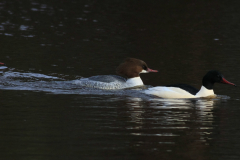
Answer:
[123,98,218,158]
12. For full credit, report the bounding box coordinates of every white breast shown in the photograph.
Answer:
[195,86,214,98]
[125,77,143,86]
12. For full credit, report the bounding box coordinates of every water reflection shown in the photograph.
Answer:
[124,97,218,155]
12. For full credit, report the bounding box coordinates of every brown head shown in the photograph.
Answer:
[116,58,158,78]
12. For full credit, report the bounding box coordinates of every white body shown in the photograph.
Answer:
[73,77,144,89]
[144,86,215,99]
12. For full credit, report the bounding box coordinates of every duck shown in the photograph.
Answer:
[73,58,158,89]
[144,70,236,98]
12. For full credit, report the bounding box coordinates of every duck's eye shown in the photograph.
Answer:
[142,65,147,70]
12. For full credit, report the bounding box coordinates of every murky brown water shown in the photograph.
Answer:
[1,1,240,160]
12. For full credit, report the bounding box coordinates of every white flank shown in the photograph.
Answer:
[144,87,196,98]
[144,85,215,99]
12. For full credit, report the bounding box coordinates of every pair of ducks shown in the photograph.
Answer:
[1,60,235,98]
[76,58,236,98]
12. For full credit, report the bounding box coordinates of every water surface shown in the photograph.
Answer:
[1,1,240,160]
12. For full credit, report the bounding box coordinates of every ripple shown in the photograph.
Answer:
[4,33,13,36]
[31,8,39,11]
[130,133,179,136]
[0,25,4,30]
[19,25,29,31]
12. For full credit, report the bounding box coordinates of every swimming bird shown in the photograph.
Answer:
[144,70,236,98]
[74,58,158,89]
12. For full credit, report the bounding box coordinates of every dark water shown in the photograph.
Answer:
[1,1,240,160]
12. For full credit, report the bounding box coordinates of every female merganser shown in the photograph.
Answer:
[144,70,236,98]
[74,58,158,89]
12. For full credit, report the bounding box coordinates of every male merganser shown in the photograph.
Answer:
[144,70,236,98]
[73,58,158,89]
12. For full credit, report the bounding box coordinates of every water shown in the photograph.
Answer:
[1,1,240,160]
